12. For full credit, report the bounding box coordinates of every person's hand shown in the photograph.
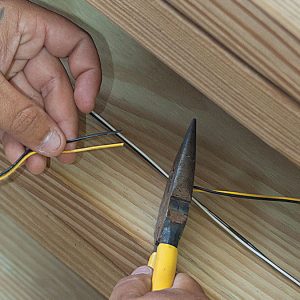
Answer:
[110,266,208,300]
[0,0,101,174]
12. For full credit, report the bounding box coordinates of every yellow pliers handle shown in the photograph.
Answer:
[148,243,178,291]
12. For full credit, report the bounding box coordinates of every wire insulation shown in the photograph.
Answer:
[0,130,124,181]
[0,142,124,181]
[90,111,300,287]
[193,186,300,203]
[0,143,124,181]
[0,130,122,180]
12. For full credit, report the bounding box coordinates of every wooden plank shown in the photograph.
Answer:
[1,114,299,299]
[86,0,300,167]
[167,0,300,104]
[0,153,125,299]
[2,0,300,299]
[253,0,300,49]
[0,215,104,300]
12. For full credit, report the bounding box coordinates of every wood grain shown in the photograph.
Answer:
[0,214,103,300]
[253,0,300,56]
[1,114,299,299]
[2,0,299,299]
[167,0,300,104]
[86,0,300,167]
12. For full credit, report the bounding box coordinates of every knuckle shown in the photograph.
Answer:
[30,93,44,107]
[11,105,41,134]
[41,76,57,98]
[40,71,64,99]
[79,30,94,48]
[79,30,91,40]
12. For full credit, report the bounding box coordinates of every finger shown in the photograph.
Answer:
[110,266,152,300]
[32,3,101,112]
[24,48,78,164]
[25,153,47,175]
[0,82,25,168]
[9,72,47,174]
[2,133,46,175]
[173,273,208,298]
[141,273,208,300]
[1,132,25,164]
[10,71,44,107]
[0,74,65,157]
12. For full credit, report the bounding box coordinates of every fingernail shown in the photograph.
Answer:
[131,266,153,276]
[36,129,62,155]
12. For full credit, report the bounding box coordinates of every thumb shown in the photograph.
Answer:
[0,74,65,156]
[110,266,153,300]
[172,273,208,298]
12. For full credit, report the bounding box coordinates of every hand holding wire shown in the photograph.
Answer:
[0,130,123,181]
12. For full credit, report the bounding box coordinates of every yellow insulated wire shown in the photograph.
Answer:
[193,187,300,203]
[215,189,300,202]
[62,143,124,154]
[0,143,124,181]
[1,139,298,205]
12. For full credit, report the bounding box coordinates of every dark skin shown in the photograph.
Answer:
[0,1,208,298]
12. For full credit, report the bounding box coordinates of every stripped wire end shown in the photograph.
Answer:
[0,130,124,181]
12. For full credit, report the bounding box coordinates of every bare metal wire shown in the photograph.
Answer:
[90,111,300,288]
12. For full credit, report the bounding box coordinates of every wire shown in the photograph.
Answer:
[67,130,122,143]
[90,111,300,287]
[0,143,124,181]
[193,185,300,204]
[0,149,32,178]
[0,130,124,181]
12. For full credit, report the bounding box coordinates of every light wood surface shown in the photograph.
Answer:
[1,0,299,299]
[1,114,299,299]
[87,0,300,167]
[168,0,300,104]
[0,214,103,300]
